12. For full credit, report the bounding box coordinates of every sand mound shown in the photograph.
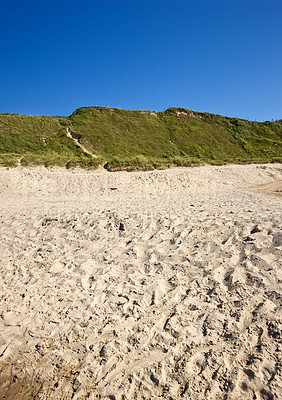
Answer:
[251,180,282,196]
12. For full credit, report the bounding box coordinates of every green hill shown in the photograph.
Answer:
[0,107,281,170]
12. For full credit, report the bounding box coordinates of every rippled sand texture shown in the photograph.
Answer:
[0,164,281,400]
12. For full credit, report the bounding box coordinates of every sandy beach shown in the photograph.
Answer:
[0,163,281,400]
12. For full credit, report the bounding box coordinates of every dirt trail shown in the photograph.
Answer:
[66,127,97,158]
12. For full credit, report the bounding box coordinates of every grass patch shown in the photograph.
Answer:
[0,153,19,167]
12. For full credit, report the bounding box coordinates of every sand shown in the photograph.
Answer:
[0,163,281,400]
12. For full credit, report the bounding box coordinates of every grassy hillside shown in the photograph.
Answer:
[0,107,281,170]
[0,113,101,168]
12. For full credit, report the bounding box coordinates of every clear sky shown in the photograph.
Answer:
[0,0,281,121]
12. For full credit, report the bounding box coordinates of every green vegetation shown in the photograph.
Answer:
[0,107,281,170]
[0,113,102,168]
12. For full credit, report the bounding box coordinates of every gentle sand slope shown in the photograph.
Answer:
[0,164,281,399]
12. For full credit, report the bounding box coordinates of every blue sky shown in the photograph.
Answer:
[0,0,281,121]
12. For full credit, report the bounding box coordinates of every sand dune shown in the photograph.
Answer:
[251,180,282,196]
[0,164,281,399]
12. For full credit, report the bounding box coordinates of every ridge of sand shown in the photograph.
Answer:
[251,180,282,196]
[0,164,281,399]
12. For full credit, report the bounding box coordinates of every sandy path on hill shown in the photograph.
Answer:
[0,164,281,400]
[66,127,97,158]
